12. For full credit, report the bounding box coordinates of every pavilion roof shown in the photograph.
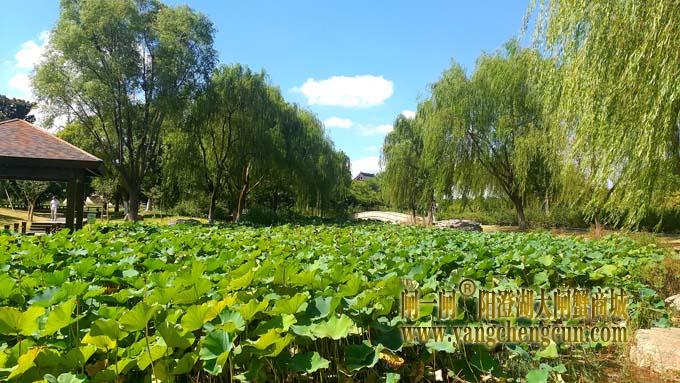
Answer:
[0,119,101,165]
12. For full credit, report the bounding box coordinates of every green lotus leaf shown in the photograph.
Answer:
[199,330,234,375]
[344,341,379,371]
[61,345,97,370]
[237,298,269,322]
[35,348,61,369]
[44,372,87,383]
[290,324,315,338]
[180,303,217,332]
[526,368,549,383]
[246,328,293,356]
[172,352,198,375]
[7,346,41,380]
[90,318,127,340]
[305,296,339,320]
[227,269,256,291]
[109,289,133,304]
[338,276,363,297]
[0,306,45,336]
[370,323,403,351]
[137,338,168,370]
[533,271,549,286]
[147,285,180,306]
[42,269,69,287]
[425,340,456,353]
[269,292,308,315]
[595,264,617,277]
[217,310,246,333]
[113,358,137,375]
[97,305,126,320]
[82,332,116,350]
[289,351,330,373]
[535,341,558,360]
[91,369,116,383]
[42,299,78,337]
[119,302,159,331]
[310,314,355,340]
[0,275,16,300]
[157,321,194,349]
[289,270,316,286]
[83,286,107,300]
[53,282,89,303]
[252,314,296,336]
[174,279,213,305]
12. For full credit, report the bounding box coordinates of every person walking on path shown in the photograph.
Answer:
[50,196,60,222]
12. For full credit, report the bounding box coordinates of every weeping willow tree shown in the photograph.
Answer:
[173,64,350,222]
[422,41,552,229]
[529,0,680,227]
[290,109,351,217]
[187,65,272,222]
[381,114,433,223]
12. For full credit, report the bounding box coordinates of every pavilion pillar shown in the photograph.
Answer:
[75,174,85,229]
[65,176,76,232]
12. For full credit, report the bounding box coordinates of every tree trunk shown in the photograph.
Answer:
[426,201,434,226]
[511,195,527,230]
[593,211,603,238]
[316,189,321,217]
[27,201,35,222]
[271,187,278,211]
[127,188,140,221]
[207,188,219,223]
[4,186,13,210]
[235,162,250,223]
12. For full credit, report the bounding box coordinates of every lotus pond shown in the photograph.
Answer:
[0,223,671,382]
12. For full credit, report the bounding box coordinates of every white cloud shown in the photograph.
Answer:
[6,31,49,101]
[358,123,393,136]
[8,73,32,99]
[351,156,381,177]
[323,116,352,129]
[15,31,49,69]
[401,110,416,119]
[295,75,394,107]
[365,145,379,153]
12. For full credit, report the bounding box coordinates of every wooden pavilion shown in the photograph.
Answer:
[0,119,103,230]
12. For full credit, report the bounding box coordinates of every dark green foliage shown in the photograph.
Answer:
[346,178,385,213]
[0,94,35,122]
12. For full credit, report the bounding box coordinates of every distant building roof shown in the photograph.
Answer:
[0,119,101,164]
[353,172,376,181]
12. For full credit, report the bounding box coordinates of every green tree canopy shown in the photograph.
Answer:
[529,0,680,226]
[420,41,550,229]
[177,64,351,222]
[0,94,35,122]
[33,0,216,220]
[381,114,432,222]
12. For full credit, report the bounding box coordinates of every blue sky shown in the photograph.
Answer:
[0,1,529,176]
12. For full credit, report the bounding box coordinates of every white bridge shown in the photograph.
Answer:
[353,211,424,224]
